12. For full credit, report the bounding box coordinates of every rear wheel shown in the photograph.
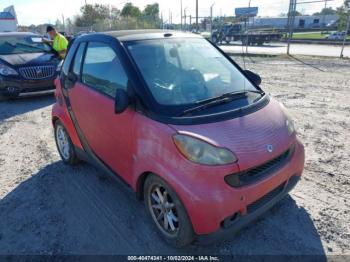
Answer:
[54,120,79,165]
[144,175,195,247]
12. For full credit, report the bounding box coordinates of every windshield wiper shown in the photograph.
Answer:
[3,41,17,48]
[196,90,263,105]
[180,90,264,116]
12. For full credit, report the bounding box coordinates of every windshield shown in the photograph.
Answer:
[126,38,258,106]
[0,35,51,55]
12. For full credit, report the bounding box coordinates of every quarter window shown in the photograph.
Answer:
[72,42,86,76]
[82,42,128,98]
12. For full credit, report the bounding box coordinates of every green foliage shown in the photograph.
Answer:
[73,2,160,32]
[143,3,159,18]
[288,10,302,16]
[75,4,110,27]
[313,7,337,16]
[121,3,142,17]
[337,1,350,31]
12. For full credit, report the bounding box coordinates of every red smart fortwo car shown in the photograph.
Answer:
[52,30,305,246]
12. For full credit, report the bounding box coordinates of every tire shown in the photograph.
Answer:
[144,174,195,247]
[54,120,79,165]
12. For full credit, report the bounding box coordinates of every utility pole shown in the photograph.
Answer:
[340,9,350,58]
[184,7,188,31]
[62,14,65,32]
[180,0,183,30]
[210,3,215,37]
[287,0,297,55]
[190,15,192,31]
[322,0,328,32]
[169,9,171,26]
[196,0,199,32]
[245,0,252,53]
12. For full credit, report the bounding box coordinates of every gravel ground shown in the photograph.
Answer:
[0,55,349,256]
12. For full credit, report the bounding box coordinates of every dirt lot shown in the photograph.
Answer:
[0,55,349,256]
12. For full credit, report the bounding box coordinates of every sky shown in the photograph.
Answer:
[0,0,345,26]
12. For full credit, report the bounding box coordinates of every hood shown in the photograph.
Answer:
[0,52,58,66]
[170,98,295,171]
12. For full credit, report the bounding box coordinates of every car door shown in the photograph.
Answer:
[67,41,135,184]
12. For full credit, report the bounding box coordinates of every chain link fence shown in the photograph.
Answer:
[61,16,161,35]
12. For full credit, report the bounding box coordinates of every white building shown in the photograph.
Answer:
[0,6,18,32]
[251,15,339,29]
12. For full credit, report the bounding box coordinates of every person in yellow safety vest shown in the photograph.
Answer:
[45,26,68,59]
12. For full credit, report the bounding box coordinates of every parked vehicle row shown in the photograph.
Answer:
[0,32,61,100]
[211,24,283,46]
[326,31,347,40]
[52,30,305,246]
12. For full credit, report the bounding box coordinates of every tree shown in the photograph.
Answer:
[288,10,302,16]
[337,0,350,31]
[75,4,109,27]
[143,3,159,18]
[121,3,141,17]
[313,7,337,16]
[55,19,62,31]
[110,7,121,20]
[65,18,74,34]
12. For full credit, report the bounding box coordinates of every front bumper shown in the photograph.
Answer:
[196,175,300,244]
[176,139,305,236]
[0,75,57,96]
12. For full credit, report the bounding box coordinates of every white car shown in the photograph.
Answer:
[326,32,346,40]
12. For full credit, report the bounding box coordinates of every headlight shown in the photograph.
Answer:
[280,103,295,136]
[173,134,237,165]
[0,63,18,76]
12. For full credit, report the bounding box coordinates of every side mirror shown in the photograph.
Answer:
[244,70,262,86]
[115,88,130,114]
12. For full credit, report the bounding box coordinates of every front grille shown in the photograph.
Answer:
[247,182,285,213]
[19,65,56,80]
[225,145,294,188]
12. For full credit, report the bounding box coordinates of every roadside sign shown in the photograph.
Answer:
[235,7,258,17]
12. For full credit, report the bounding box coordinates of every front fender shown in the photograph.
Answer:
[130,114,241,235]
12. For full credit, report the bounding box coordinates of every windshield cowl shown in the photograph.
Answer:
[181,90,264,116]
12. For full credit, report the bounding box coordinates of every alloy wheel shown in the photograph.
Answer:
[148,184,179,236]
[56,125,70,160]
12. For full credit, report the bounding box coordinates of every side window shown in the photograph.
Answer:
[72,42,86,76]
[82,42,128,98]
[61,42,78,76]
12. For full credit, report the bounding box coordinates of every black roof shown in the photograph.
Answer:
[102,29,202,41]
